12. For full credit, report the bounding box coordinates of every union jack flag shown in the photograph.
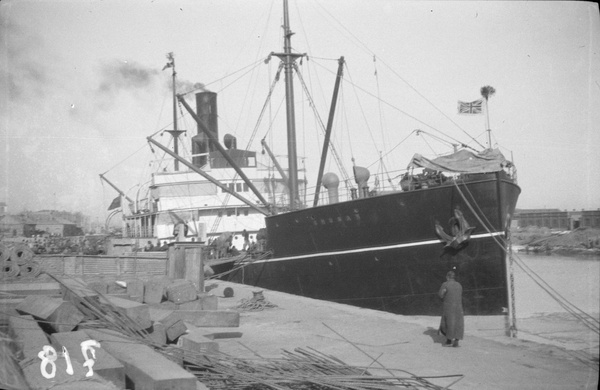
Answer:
[458,99,483,115]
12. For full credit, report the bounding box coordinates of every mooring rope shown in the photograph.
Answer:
[453,179,599,335]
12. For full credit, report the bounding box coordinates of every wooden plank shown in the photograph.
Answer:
[15,295,84,333]
[178,294,218,311]
[177,327,219,361]
[101,295,151,329]
[85,329,197,390]
[50,330,125,389]
[8,315,49,361]
[173,310,240,327]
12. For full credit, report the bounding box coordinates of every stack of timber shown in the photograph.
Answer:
[0,242,42,280]
[1,273,462,390]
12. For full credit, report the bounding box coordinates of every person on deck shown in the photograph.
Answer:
[144,241,154,251]
[242,229,250,251]
[438,270,464,347]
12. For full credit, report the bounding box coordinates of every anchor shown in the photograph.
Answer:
[435,208,475,249]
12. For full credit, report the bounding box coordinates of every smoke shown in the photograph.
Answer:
[97,60,159,94]
[2,20,50,102]
[94,59,205,108]
[176,79,206,95]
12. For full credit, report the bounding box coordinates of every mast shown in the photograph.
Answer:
[480,85,496,150]
[272,0,305,210]
[164,52,185,171]
[313,56,345,207]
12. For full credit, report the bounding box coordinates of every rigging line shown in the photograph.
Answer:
[252,63,284,141]
[341,88,355,167]
[511,254,599,332]
[511,253,600,332]
[452,181,599,331]
[415,129,460,149]
[377,154,397,191]
[311,58,468,149]
[101,142,152,176]
[222,0,276,83]
[420,133,439,156]
[311,0,374,58]
[177,58,266,97]
[261,96,286,141]
[214,61,268,95]
[293,62,350,183]
[365,129,417,170]
[312,0,484,150]
[376,58,485,150]
[373,56,389,161]
[339,62,381,160]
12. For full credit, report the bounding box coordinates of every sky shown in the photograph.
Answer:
[1,0,599,225]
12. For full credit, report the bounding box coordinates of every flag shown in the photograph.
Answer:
[458,99,483,115]
[107,195,121,210]
[162,61,173,71]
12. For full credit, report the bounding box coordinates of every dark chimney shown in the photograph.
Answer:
[193,92,218,167]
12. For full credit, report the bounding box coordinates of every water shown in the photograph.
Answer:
[511,252,600,318]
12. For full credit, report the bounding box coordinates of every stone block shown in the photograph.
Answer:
[21,359,114,390]
[166,279,198,304]
[202,331,243,340]
[16,295,85,333]
[126,279,144,301]
[107,281,127,294]
[173,310,240,327]
[177,328,219,361]
[0,339,34,390]
[106,293,131,300]
[178,294,218,311]
[144,278,168,304]
[86,281,108,294]
[102,295,151,329]
[148,307,187,342]
[50,330,125,389]
[148,301,179,310]
[85,329,197,390]
[8,315,49,361]
[147,322,167,345]
[49,381,120,389]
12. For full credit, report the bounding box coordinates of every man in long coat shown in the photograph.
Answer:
[438,270,464,347]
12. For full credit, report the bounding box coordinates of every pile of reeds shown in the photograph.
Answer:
[182,346,463,390]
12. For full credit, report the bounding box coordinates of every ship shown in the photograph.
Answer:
[103,0,520,316]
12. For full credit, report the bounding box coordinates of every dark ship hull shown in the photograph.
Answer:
[227,172,521,315]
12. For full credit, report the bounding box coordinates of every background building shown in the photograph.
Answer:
[0,210,84,237]
[514,209,600,230]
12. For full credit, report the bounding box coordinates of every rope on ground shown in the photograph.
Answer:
[236,290,278,311]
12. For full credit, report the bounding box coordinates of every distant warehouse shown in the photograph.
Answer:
[514,208,600,230]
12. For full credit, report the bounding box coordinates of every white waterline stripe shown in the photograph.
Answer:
[248,231,505,264]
